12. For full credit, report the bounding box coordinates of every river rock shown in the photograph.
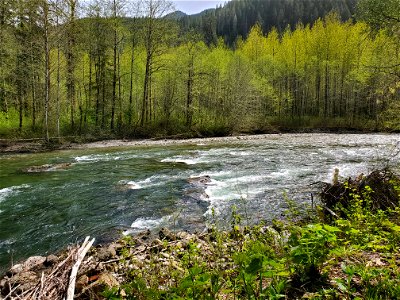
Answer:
[23,255,46,271]
[176,231,189,240]
[76,275,89,291]
[9,264,24,275]
[159,227,175,241]
[152,239,163,246]
[0,278,7,289]
[109,242,124,253]
[44,254,59,267]
[137,229,151,241]
[8,271,38,292]
[24,163,72,173]
[98,273,119,288]
[97,245,117,261]
[187,175,211,185]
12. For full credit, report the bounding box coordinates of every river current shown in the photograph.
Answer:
[0,133,399,270]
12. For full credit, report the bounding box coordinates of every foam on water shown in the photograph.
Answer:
[0,184,30,203]
[189,170,231,179]
[75,154,113,162]
[123,215,171,235]
[161,156,202,165]
[118,175,168,190]
[75,152,141,163]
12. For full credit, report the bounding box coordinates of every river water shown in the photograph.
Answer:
[0,133,399,270]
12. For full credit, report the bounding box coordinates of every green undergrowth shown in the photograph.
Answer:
[103,180,400,299]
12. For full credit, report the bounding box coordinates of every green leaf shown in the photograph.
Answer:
[246,256,263,275]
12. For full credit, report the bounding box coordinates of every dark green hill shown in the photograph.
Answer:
[179,0,358,45]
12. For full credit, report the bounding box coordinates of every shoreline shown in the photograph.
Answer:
[0,129,395,154]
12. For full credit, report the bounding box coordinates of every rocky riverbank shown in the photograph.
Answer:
[0,129,378,154]
[0,227,231,299]
[0,134,274,154]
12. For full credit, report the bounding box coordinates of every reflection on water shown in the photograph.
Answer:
[0,133,399,270]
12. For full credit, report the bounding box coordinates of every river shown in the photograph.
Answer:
[0,133,399,270]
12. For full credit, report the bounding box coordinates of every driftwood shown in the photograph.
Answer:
[321,168,400,217]
[66,237,95,300]
[5,236,95,300]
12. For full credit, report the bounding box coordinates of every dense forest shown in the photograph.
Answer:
[178,0,358,45]
[0,0,399,140]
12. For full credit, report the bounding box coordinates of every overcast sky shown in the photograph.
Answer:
[173,0,229,15]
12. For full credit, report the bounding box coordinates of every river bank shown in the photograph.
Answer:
[0,127,386,154]
[2,194,400,299]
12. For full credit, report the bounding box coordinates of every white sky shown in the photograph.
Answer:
[173,0,229,15]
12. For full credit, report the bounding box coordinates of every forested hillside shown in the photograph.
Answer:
[179,0,358,45]
[0,0,399,141]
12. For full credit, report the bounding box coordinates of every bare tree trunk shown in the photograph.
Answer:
[110,0,118,130]
[44,3,50,142]
[66,0,77,130]
[95,56,100,127]
[186,55,194,127]
[19,93,23,130]
[56,17,61,137]
[141,54,151,126]
[128,40,135,125]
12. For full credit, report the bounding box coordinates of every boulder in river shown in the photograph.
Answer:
[187,175,212,185]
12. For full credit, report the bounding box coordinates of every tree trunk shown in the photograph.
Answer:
[44,4,50,142]
[186,56,194,127]
[141,54,151,126]
[128,41,135,125]
[67,0,76,130]
[110,6,117,130]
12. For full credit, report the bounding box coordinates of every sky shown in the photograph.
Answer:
[173,0,229,15]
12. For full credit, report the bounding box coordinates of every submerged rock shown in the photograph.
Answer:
[187,175,212,185]
[24,163,72,173]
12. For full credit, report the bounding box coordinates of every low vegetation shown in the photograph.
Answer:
[99,170,400,299]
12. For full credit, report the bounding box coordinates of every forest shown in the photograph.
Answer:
[0,0,399,141]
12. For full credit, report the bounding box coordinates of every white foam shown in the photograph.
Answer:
[75,153,139,163]
[130,217,163,229]
[225,175,267,184]
[268,170,291,178]
[161,157,201,165]
[229,151,252,156]
[202,178,250,216]
[118,175,165,190]
[123,215,171,235]
[0,184,29,203]
[126,181,142,190]
[189,170,231,179]
[75,154,111,162]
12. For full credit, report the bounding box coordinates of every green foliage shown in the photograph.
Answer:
[101,176,400,299]
[1,4,399,139]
